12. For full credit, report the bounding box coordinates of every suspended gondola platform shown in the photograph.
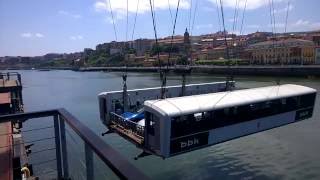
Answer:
[0,72,27,180]
[99,83,316,159]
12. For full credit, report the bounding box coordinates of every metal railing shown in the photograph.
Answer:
[0,108,149,180]
[0,72,24,113]
[110,112,145,138]
[0,72,22,85]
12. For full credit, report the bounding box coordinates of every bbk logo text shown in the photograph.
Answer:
[180,138,199,149]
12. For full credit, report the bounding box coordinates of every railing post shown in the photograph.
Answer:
[17,74,22,85]
[85,143,94,180]
[54,115,63,179]
[59,118,69,179]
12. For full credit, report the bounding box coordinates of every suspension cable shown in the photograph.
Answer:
[163,0,182,98]
[284,0,290,33]
[231,0,240,61]
[148,0,160,68]
[148,0,164,99]
[216,0,222,32]
[271,0,276,36]
[237,0,248,61]
[124,0,129,75]
[240,0,248,35]
[219,0,230,60]
[152,0,156,22]
[281,0,290,67]
[168,0,182,69]
[232,0,240,35]
[188,0,193,31]
[131,0,140,41]
[168,0,174,25]
[268,0,276,64]
[108,0,118,41]
[190,0,199,36]
[268,0,274,50]
[126,0,129,42]
[268,0,273,33]
[219,0,233,90]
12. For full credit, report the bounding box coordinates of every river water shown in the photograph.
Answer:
[11,70,320,179]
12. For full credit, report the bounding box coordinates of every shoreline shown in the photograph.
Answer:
[79,65,320,77]
[2,65,320,77]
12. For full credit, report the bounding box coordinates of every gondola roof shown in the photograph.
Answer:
[144,84,316,117]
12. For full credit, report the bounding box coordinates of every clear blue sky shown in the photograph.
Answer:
[0,0,319,56]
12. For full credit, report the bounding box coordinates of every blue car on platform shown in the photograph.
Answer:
[122,108,144,122]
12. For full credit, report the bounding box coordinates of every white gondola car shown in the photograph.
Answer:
[143,84,317,158]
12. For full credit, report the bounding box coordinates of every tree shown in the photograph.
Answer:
[108,54,125,64]
[176,56,188,65]
[151,44,164,55]
[164,45,179,53]
[126,48,136,54]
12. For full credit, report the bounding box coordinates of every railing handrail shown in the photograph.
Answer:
[0,72,20,75]
[0,108,149,180]
[0,72,20,79]
[0,109,58,122]
[0,72,22,86]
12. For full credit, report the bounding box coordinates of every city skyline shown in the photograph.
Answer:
[1,0,320,56]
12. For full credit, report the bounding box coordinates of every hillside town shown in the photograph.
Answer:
[1,30,320,69]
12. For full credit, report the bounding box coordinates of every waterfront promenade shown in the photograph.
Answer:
[2,65,320,76]
[77,65,320,77]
